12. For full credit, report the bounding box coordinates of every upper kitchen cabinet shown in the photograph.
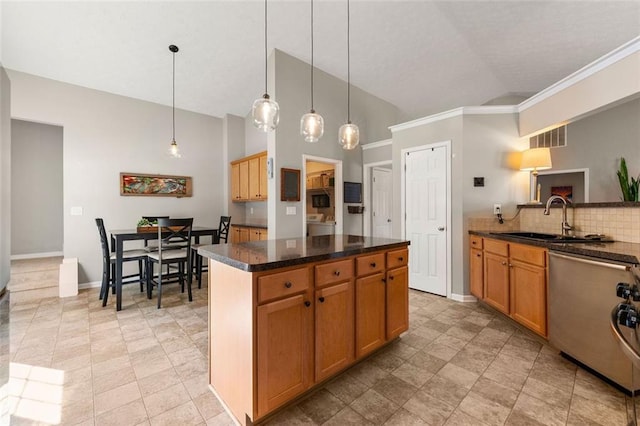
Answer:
[231,151,268,202]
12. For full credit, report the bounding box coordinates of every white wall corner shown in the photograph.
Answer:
[450,293,478,303]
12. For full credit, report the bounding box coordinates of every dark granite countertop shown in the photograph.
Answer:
[518,201,640,209]
[471,230,640,265]
[231,223,268,229]
[199,235,410,272]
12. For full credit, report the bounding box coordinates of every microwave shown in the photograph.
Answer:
[312,194,330,208]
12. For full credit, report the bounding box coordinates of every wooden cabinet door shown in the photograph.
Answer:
[469,248,483,299]
[257,294,313,417]
[249,227,261,241]
[259,229,268,240]
[510,260,547,337]
[483,252,510,315]
[231,163,241,201]
[386,266,408,340]
[259,154,268,200]
[249,157,260,201]
[355,273,386,358]
[239,160,249,201]
[238,227,250,243]
[315,282,354,382]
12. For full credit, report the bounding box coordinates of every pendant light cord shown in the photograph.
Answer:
[347,0,351,123]
[172,49,176,142]
[310,0,314,111]
[264,0,268,95]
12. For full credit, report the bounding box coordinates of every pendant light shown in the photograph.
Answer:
[338,0,359,150]
[300,0,324,143]
[252,0,280,132]
[168,44,181,158]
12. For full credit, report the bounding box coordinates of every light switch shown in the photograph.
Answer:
[70,206,83,216]
[286,206,296,215]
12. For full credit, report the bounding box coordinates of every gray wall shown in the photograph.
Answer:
[547,97,640,202]
[363,142,392,165]
[0,67,10,292]
[9,70,224,285]
[11,119,63,255]
[269,50,399,238]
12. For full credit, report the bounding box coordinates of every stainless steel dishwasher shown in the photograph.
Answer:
[549,251,639,392]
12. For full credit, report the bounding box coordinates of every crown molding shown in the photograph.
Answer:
[389,105,517,133]
[518,36,640,112]
[361,139,392,150]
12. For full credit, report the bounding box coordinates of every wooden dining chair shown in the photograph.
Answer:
[146,217,193,309]
[191,215,231,288]
[95,218,148,307]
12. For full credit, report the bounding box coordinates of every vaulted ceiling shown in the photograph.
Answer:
[2,1,639,120]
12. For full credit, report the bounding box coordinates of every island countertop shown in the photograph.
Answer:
[198,234,410,272]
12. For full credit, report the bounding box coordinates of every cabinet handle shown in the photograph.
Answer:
[319,297,325,303]
[472,241,477,245]
[284,282,292,288]
[370,262,377,268]
[501,261,507,266]
[381,278,387,283]
[304,301,311,307]
[334,270,340,276]
[389,275,395,281]
[509,264,513,268]
[399,257,404,261]
[476,253,481,257]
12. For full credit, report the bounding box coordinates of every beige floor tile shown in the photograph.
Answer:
[297,388,345,424]
[192,390,224,420]
[95,399,148,426]
[137,367,182,397]
[372,374,419,406]
[482,361,528,392]
[206,411,236,426]
[445,408,490,425]
[421,375,469,407]
[95,381,141,416]
[403,389,456,425]
[325,372,370,404]
[383,407,426,425]
[391,362,434,388]
[347,360,389,387]
[263,405,314,425]
[436,363,480,390]
[512,393,570,426]
[458,391,512,425]
[471,376,518,409]
[149,400,205,426]
[407,350,447,374]
[350,389,399,424]
[93,365,137,395]
[143,382,192,418]
[568,394,626,426]
[448,343,496,375]
[521,377,572,409]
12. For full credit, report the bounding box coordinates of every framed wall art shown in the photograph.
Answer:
[280,168,300,201]
[120,173,192,197]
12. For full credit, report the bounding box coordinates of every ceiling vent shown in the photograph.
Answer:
[530,125,567,148]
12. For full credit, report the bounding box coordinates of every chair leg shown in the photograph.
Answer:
[111,263,116,295]
[102,263,111,307]
[179,263,185,293]
[147,261,153,300]
[157,264,163,309]
[99,264,108,300]
[138,259,144,292]
[187,265,193,302]
[197,254,203,289]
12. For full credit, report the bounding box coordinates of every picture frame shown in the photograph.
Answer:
[280,168,300,201]
[120,173,192,197]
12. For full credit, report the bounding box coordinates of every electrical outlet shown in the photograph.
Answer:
[493,204,502,215]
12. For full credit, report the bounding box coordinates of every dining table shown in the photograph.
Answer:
[109,226,220,311]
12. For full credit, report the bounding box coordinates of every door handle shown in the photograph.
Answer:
[387,219,391,223]
[438,226,445,231]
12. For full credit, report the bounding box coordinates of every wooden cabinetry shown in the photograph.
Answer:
[231,151,267,202]
[231,225,267,243]
[355,272,386,358]
[471,235,548,337]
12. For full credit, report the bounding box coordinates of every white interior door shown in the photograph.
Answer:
[372,167,392,238]
[405,146,448,296]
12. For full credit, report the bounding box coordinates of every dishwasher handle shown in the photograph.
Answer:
[611,305,640,370]
[549,252,631,271]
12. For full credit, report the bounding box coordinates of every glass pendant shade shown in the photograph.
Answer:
[169,140,181,158]
[338,122,360,150]
[300,111,324,143]
[252,94,280,132]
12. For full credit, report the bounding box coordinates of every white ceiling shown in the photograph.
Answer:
[2,1,639,121]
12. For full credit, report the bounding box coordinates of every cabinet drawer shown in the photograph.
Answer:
[470,235,483,249]
[386,248,408,269]
[510,243,546,267]
[484,238,508,257]
[258,268,309,304]
[315,259,353,287]
[356,252,385,276]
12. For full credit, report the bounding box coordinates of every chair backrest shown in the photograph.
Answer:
[219,216,231,243]
[95,218,110,266]
[157,217,193,259]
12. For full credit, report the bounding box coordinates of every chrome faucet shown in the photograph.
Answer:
[544,195,572,236]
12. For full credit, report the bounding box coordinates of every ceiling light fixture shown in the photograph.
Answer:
[338,0,359,150]
[300,0,324,143]
[168,44,181,158]
[252,0,279,132]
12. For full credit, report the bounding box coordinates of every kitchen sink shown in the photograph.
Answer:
[492,231,613,243]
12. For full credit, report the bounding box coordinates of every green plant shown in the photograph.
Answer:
[137,218,151,227]
[617,157,640,202]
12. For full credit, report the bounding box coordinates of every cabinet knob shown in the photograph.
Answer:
[472,241,477,245]
[476,253,481,257]
[284,282,292,288]
[381,278,387,283]
[509,264,513,268]
[319,297,325,303]
[501,261,507,266]
[399,257,404,261]
[389,275,395,281]
[334,270,340,276]
[370,262,377,268]
[304,301,311,307]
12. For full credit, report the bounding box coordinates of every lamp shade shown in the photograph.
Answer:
[521,147,552,171]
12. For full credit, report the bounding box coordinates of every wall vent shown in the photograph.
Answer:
[530,125,567,148]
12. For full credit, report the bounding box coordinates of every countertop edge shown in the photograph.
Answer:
[199,240,410,272]
[470,230,640,264]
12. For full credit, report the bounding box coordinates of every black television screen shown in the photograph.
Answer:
[344,181,362,203]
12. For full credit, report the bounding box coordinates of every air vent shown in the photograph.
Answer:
[530,125,567,148]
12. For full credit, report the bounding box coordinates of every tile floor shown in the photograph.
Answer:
[6,259,636,425]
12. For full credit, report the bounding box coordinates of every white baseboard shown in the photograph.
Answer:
[11,251,63,260]
[78,281,101,290]
[450,293,478,303]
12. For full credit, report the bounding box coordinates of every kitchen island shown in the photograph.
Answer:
[198,235,410,425]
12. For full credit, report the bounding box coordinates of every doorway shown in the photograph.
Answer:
[363,160,392,237]
[402,142,450,297]
[371,167,392,238]
[302,155,343,237]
